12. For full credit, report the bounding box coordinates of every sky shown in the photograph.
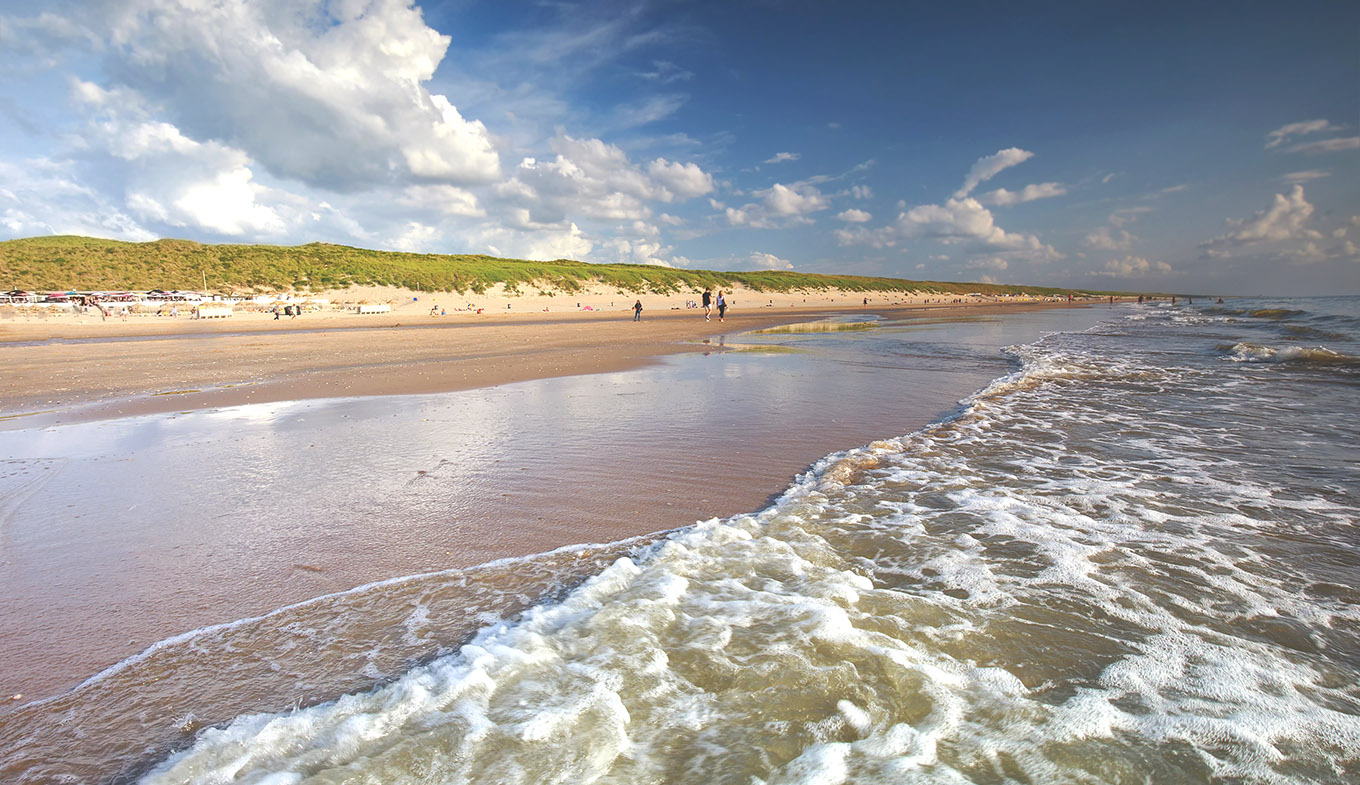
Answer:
[1,1,1357,294]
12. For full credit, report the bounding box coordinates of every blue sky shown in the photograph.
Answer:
[1,1,1356,294]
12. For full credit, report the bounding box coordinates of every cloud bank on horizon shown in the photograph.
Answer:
[0,0,1356,294]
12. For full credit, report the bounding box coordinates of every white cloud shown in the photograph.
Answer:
[602,236,673,266]
[1282,170,1331,183]
[765,152,800,164]
[398,185,484,216]
[836,209,872,223]
[1200,185,1317,255]
[725,182,829,227]
[955,147,1034,198]
[1084,226,1134,251]
[897,198,1047,251]
[1266,119,1341,149]
[646,158,715,199]
[966,257,1008,271]
[0,158,156,241]
[78,0,502,191]
[388,221,442,252]
[504,134,713,224]
[1092,256,1172,277]
[851,185,873,200]
[764,183,828,216]
[976,182,1066,207]
[838,196,1058,260]
[1287,137,1360,155]
[475,220,594,261]
[749,251,793,270]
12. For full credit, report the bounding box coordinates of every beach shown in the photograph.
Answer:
[3,296,1357,784]
[0,296,1086,702]
[0,286,1078,426]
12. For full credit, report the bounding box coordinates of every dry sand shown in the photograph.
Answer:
[0,283,1082,426]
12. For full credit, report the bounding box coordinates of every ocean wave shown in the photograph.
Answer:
[1249,308,1307,320]
[1222,342,1360,367]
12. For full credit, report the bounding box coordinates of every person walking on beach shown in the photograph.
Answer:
[633,299,643,321]
[716,290,727,322]
[702,287,713,321]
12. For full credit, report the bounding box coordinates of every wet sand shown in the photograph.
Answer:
[0,301,1069,427]
[0,301,1093,708]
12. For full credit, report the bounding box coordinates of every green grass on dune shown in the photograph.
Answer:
[0,235,1112,298]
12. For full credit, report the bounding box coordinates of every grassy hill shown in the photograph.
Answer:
[0,235,1102,298]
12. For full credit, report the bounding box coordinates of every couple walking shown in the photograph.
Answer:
[701,287,727,322]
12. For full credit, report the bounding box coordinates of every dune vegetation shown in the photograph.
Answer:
[1,235,1104,298]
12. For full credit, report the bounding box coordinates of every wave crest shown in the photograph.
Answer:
[1223,342,1360,367]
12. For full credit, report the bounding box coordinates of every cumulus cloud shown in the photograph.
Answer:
[850,184,872,200]
[836,148,1057,262]
[646,158,715,199]
[1092,256,1172,277]
[1201,185,1316,254]
[976,182,1066,206]
[1265,119,1341,149]
[504,134,714,224]
[966,257,1008,271]
[725,182,829,227]
[68,82,288,236]
[474,220,594,262]
[76,0,502,191]
[955,147,1034,198]
[764,183,828,216]
[765,152,800,164]
[837,196,1058,261]
[602,235,673,266]
[906,198,1049,251]
[749,251,793,270]
[836,209,872,223]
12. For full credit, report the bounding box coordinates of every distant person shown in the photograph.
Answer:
[702,287,712,321]
[716,290,727,322]
[273,304,281,320]
[633,299,643,321]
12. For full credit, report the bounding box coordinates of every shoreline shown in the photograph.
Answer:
[0,301,1109,707]
[0,299,1091,428]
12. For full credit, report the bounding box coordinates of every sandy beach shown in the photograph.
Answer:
[0,294,1096,709]
[0,285,1084,427]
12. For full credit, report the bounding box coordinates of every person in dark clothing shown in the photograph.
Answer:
[633,300,643,321]
[702,287,712,321]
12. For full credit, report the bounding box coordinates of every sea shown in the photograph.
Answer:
[2,297,1358,784]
